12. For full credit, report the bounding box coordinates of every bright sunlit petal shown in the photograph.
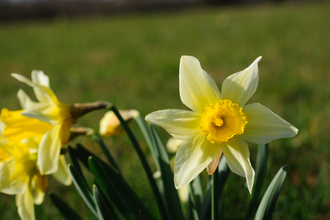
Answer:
[221,138,255,193]
[222,57,261,106]
[31,70,52,104]
[180,56,221,113]
[37,125,62,175]
[146,109,201,140]
[0,159,30,195]
[52,155,72,186]
[16,186,35,220]
[241,103,298,144]
[174,134,221,188]
[17,89,37,110]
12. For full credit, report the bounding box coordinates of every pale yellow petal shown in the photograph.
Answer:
[31,70,52,104]
[174,134,221,188]
[221,138,255,193]
[166,137,184,154]
[145,109,201,140]
[17,89,37,110]
[0,159,30,195]
[33,188,45,205]
[16,186,35,220]
[37,125,62,175]
[222,57,261,106]
[21,103,58,124]
[241,103,298,144]
[11,73,62,106]
[52,155,72,186]
[179,56,221,113]
[33,173,47,205]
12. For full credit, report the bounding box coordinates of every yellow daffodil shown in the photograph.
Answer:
[0,121,71,220]
[7,71,73,175]
[99,109,139,136]
[146,56,298,193]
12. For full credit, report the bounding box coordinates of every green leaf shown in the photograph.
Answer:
[254,165,287,220]
[49,193,84,220]
[91,133,120,172]
[75,143,121,174]
[88,156,154,219]
[191,175,204,211]
[74,143,94,170]
[69,164,98,216]
[92,184,119,220]
[111,106,169,220]
[68,146,89,188]
[135,115,160,170]
[199,157,229,220]
[150,125,184,220]
[245,144,268,219]
[189,181,200,220]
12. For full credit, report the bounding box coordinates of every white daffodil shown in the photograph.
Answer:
[146,56,298,193]
[8,71,73,175]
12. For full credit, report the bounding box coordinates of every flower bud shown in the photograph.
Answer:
[99,109,139,137]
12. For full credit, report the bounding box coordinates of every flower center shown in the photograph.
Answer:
[200,100,248,144]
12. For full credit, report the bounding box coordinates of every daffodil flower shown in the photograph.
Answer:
[0,121,71,220]
[146,56,298,193]
[8,71,73,175]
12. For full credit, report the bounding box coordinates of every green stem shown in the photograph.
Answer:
[212,173,215,220]
[110,106,169,220]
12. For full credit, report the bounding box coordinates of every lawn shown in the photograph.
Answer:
[0,1,330,219]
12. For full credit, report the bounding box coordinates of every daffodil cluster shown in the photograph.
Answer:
[146,56,298,193]
[0,71,74,220]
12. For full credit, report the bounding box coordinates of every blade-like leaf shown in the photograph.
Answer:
[189,181,200,220]
[49,193,84,220]
[200,157,229,220]
[111,106,169,220]
[92,133,120,172]
[150,125,184,220]
[245,144,268,219]
[135,114,159,170]
[89,156,154,220]
[69,165,98,216]
[254,165,287,220]
[92,184,119,220]
[75,143,121,174]
[68,146,89,188]
[191,175,204,211]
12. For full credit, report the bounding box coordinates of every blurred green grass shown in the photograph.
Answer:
[1,1,330,219]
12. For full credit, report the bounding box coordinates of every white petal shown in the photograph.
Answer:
[241,103,298,144]
[145,109,201,140]
[37,125,62,175]
[0,159,30,195]
[174,134,221,188]
[17,89,37,109]
[179,56,221,113]
[52,155,72,186]
[11,73,57,105]
[21,103,57,125]
[222,57,261,106]
[31,70,52,103]
[16,186,35,220]
[31,70,49,87]
[222,138,255,193]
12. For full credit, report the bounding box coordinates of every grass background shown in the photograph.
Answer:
[0,1,330,219]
